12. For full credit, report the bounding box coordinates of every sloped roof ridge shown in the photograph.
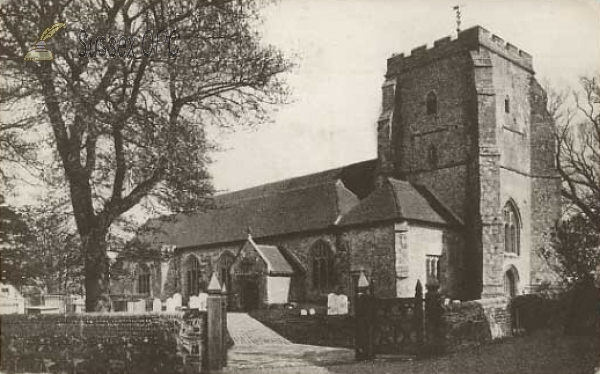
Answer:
[213,159,377,204]
[411,183,465,226]
[216,177,341,205]
[337,177,457,228]
[214,165,348,200]
[248,237,293,275]
[385,177,404,218]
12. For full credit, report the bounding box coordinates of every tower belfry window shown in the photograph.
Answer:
[426,92,437,115]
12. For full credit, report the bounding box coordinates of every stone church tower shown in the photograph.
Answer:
[376,26,561,299]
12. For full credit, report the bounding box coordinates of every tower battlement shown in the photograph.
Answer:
[387,26,533,76]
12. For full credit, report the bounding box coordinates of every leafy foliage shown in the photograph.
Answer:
[0,0,291,309]
[0,195,83,292]
[0,195,35,286]
[542,213,600,284]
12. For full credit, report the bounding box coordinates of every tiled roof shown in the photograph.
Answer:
[337,178,463,227]
[136,162,373,250]
[249,239,294,275]
[134,162,462,251]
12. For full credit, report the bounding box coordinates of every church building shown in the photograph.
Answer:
[112,26,561,311]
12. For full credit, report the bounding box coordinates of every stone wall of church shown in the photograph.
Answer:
[179,244,238,302]
[490,51,560,293]
[499,168,532,293]
[110,260,163,299]
[394,222,465,299]
[384,32,483,298]
[529,80,562,288]
[339,224,397,298]
[115,221,466,307]
[388,48,475,222]
[381,27,560,299]
[179,232,349,304]
[265,232,344,303]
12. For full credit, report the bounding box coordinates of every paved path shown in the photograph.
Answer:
[227,312,292,346]
[225,313,355,371]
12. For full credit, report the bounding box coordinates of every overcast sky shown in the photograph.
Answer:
[209,0,600,193]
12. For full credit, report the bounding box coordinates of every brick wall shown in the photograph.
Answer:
[0,312,187,374]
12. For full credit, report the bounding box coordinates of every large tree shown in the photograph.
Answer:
[551,76,600,230]
[0,0,290,310]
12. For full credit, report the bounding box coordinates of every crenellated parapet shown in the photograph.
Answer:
[386,26,533,76]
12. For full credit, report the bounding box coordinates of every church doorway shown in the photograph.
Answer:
[504,266,519,298]
[240,277,259,311]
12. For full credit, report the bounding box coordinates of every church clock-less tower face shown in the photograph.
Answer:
[376,26,560,299]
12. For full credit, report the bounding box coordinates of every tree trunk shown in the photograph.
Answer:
[83,228,110,312]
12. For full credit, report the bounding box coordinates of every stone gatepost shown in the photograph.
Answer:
[424,281,443,356]
[355,271,374,361]
[206,272,226,372]
[180,309,204,374]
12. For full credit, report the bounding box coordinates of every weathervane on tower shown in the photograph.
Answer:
[453,5,463,34]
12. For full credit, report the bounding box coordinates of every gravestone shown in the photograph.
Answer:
[166,297,176,312]
[198,293,208,311]
[309,308,316,315]
[300,309,308,316]
[153,298,162,312]
[327,293,337,315]
[189,295,200,310]
[128,299,146,313]
[338,294,348,315]
[173,293,183,309]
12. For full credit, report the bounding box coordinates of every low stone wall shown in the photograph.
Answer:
[0,312,190,374]
[442,297,511,352]
[250,308,355,348]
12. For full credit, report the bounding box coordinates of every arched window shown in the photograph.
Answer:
[504,266,519,297]
[310,241,334,293]
[504,96,510,113]
[503,200,521,255]
[218,251,235,292]
[426,91,437,115]
[185,255,201,296]
[137,264,151,295]
[426,255,441,285]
